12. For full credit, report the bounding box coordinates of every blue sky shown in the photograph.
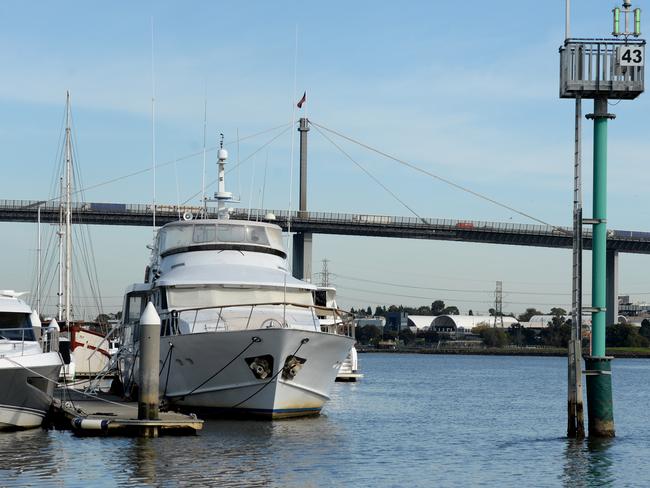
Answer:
[1,1,649,318]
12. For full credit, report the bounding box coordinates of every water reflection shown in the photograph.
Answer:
[112,416,346,487]
[562,437,615,487]
[0,356,647,487]
[0,429,59,478]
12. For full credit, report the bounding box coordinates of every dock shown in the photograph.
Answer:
[51,388,203,437]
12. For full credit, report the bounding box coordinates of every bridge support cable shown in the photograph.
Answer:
[310,121,569,235]
[311,124,428,225]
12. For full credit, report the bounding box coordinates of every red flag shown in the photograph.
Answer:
[297,91,306,108]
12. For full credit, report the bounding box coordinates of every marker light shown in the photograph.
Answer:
[613,7,621,36]
[634,8,641,36]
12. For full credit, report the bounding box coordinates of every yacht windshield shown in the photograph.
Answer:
[159,222,278,253]
[0,312,35,340]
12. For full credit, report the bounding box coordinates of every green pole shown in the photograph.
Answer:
[585,97,615,438]
[592,98,608,357]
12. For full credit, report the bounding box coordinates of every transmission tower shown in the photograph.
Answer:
[317,259,332,288]
[493,280,504,327]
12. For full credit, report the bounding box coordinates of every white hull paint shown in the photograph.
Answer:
[0,405,47,430]
[0,352,62,430]
[71,328,110,377]
[125,328,353,418]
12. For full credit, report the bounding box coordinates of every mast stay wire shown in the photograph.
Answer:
[22,123,293,209]
[70,114,105,320]
[181,124,293,205]
[310,121,570,234]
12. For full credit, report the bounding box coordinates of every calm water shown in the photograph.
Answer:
[2,353,650,487]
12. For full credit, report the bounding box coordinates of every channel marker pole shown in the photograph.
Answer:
[585,98,615,437]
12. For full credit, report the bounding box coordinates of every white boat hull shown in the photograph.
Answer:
[0,352,62,430]
[71,328,110,377]
[124,328,354,418]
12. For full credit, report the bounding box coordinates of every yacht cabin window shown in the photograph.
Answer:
[193,224,216,243]
[158,223,275,253]
[0,312,35,340]
[125,294,148,325]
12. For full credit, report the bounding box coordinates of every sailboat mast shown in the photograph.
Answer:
[37,205,41,316]
[57,175,64,322]
[64,91,73,327]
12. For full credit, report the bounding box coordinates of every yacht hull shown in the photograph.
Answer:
[0,352,62,430]
[130,328,353,419]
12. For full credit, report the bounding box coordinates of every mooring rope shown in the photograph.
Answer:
[168,335,262,400]
[2,355,136,411]
[159,343,173,377]
[230,337,309,410]
[162,343,174,397]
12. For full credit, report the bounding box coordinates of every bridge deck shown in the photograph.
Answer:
[2,199,650,254]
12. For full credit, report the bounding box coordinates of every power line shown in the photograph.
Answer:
[333,273,578,296]
[337,284,570,307]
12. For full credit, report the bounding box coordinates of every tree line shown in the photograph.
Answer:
[353,302,650,349]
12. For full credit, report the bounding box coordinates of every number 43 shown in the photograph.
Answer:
[620,47,644,65]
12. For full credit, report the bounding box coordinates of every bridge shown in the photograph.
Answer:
[2,199,650,254]
[5,200,650,254]
[0,200,650,254]
[2,197,648,326]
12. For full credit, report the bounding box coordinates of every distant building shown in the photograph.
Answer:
[407,316,436,333]
[355,317,386,331]
[619,295,650,316]
[522,314,592,329]
[431,315,518,337]
[385,311,408,333]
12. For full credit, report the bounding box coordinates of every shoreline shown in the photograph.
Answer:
[357,347,650,358]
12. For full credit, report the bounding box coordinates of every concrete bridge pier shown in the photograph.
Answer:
[292,233,312,281]
[606,249,619,327]
[292,117,312,281]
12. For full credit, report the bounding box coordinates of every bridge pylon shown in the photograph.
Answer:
[292,117,313,281]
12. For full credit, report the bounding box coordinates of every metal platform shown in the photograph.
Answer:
[560,38,645,99]
[51,389,203,437]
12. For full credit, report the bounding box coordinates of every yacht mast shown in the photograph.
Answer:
[215,134,232,219]
[64,91,73,326]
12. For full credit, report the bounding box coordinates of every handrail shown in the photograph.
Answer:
[0,326,59,354]
[159,301,354,338]
[4,199,650,243]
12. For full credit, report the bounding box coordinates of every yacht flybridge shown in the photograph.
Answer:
[118,145,354,418]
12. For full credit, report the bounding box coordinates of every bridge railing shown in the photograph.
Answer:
[4,199,650,242]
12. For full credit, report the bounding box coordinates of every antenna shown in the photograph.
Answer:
[286,25,299,271]
[565,0,571,41]
[201,86,207,216]
[151,17,157,231]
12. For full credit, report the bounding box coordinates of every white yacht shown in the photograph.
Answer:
[0,291,63,430]
[313,287,363,382]
[118,146,355,418]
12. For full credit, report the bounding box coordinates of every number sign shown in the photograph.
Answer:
[618,46,645,67]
